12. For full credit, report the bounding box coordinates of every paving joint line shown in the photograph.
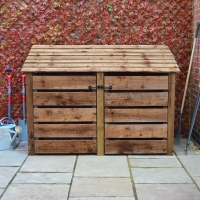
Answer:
[67,155,78,200]
[174,151,200,191]
[0,150,29,199]
[127,155,138,200]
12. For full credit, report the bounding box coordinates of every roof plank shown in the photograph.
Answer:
[22,45,179,73]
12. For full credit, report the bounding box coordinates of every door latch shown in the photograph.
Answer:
[88,85,112,90]
[104,86,112,90]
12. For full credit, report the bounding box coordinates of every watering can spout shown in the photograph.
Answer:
[9,130,18,146]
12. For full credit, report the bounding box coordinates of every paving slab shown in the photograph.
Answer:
[75,156,130,177]
[14,141,28,151]
[69,177,134,197]
[135,184,200,200]
[12,172,72,184]
[193,176,200,188]
[130,158,182,168]
[0,151,27,166]
[177,155,200,176]
[0,167,19,188]
[128,155,176,159]
[131,168,193,183]
[0,189,4,196]
[69,197,135,200]
[174,139,196,155]
[20,155,76,172]
[1,184,69,200]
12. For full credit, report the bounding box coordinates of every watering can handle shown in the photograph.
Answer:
[0,117,15,125]
[9,130,18,146]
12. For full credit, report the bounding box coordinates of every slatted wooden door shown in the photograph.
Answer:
[104,73,169,154]
[32,73,97,154]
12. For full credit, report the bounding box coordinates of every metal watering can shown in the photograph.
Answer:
[0,117,22,150]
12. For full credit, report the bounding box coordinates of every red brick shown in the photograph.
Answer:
[191,73,200,80]
[192,87,199,94]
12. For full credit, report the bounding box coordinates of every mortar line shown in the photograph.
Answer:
[0,149,29,199]
[67,155,78,200]
[174,151,200,191]
[127,155,138,200]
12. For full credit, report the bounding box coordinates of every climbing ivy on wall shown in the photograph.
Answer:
[0,0,193,137]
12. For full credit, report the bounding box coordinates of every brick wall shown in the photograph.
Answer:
[191,0,200,147]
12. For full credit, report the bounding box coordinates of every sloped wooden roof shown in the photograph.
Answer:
[22,45,179,72]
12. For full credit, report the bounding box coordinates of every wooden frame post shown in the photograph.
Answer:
[26,73,34,155]
[97,72,104,155]
[167,73,176,155]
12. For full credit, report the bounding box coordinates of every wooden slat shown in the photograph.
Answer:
[97,72,104,156]
[28,52,173,56]
[34,124,96,138]
[33,92,96,106]
[105,92,168,106]
[167,73,176,155]
[105,140,167,154]
[26,47,172,53]
[23,63,177,68]
[22,67,180,73]
[30,48,171,52]
[105,124,167,138]
[25,60,177,64]
[35,140,96,154]
[105,76,168,90]
[34,108,96,122]
[26,55,175,60]
[31,45,170,49]
[26,73,35,155]
[105,109,167,122]
[33,76,96,90]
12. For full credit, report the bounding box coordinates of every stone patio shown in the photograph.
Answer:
[0,139,199,200]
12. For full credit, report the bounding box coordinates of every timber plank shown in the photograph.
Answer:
[26,55,175,60]
[105,124,167,138]
[105,92,168,106]
[105,140,167,154]
[33,92,96,106]
[24,63,177,68]
[31,45,170,49]
[34,108,96,122]
[22,67,180,73]
[105,108,167,122]
[35,140,96,154]
[30,49,172,53]
[34,124,96,138]
[26,73,35,155]
[97,72,104,155]
[25,60,177,64]
[105,76,168,90]
[167,73,176,155]
[33,76,96,90]
[28,52,173,56]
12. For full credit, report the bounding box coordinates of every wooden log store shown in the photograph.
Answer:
[22,45,180,155]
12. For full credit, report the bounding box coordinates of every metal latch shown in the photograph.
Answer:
[88,85,112,90]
